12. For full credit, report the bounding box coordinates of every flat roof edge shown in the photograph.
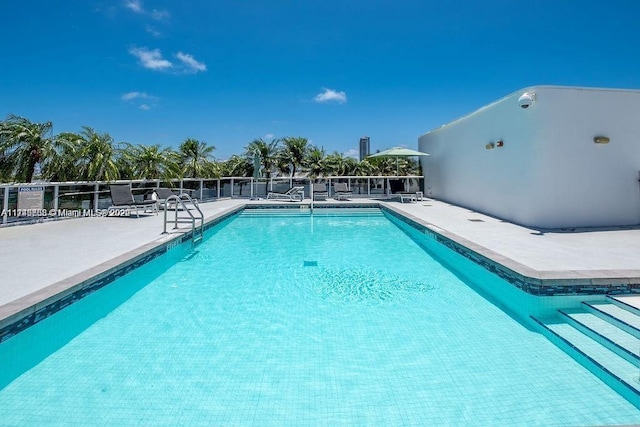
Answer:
[419,84,640,138]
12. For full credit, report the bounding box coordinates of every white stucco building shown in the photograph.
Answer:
[418,85,640,229]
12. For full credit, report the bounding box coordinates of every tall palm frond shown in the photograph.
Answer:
[245,137,280,178]
[120,143,181,180]
[0,114,55,182]
[279,136,309,177]
[324,151,348,176]
[220,155,252,177]
[41,132,83,181]
[179,138,216,178]
[306,146,326,178]
[74,127,120,181]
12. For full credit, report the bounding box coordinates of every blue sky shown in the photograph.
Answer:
[1,1,639,159]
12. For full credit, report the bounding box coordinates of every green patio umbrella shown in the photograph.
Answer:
[368,147,429,175]
[252,152,262,199]
[252,152,262,179]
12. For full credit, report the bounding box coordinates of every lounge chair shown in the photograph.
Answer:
[388,179,418,203]
[154,187,189,210]
[406,181,424,201]
[333,182,352,200]
[312,183,328,201]
[109,184,158,217]
[266,186,304,201]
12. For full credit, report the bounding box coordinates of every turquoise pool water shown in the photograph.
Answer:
[0,208,639,425]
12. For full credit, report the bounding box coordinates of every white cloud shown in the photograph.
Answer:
[129,47,172,70]
[314,87,347,104]
[121,91,149,101]
[124,1,169,20]
[145,25,162,37]
[121,92,157,110]
[176,52,207,73]
[264,133,274,140]
[124,0,143,13]
[128,47,207,74]
[343,149,358,159]
[151,9,170,20]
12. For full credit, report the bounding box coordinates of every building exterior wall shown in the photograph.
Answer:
[419,86,640,228]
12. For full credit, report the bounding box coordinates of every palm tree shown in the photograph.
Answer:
[275,155,291,177]
[60,127,121,181]
[0,147,14,182]
[42,132,83,181]
[245,138,279,179]
[120,143,181,180]
[279,136,309,177]
[0,114,55,182]
[324,151,349,176]
[394,157,410,176]
[404,157,421,175]
[306,146,325,178]
[179,138,216,178]
[354,159,375,176]
[343,157,360,176]
[202,160,222,178]
[114,144,135,180]
[368,156,396,176]
[220,155,252,177]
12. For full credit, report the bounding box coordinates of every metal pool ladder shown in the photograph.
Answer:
[162,194,204,244]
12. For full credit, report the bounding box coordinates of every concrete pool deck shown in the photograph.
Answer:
[2,196,640,326]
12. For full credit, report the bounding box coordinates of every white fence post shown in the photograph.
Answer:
[2,187,9,224]
[53,184,59,213]
[93,183,99,212]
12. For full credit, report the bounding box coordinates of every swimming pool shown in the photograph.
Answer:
[0,208,639,425]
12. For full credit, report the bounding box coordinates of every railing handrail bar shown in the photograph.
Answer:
[0,175,422,188]
[162,194,204,242]
[178,193,204,222]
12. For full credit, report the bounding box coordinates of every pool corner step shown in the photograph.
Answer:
[558,309,640,365]
[607,295,640,317]
[531,315,640,408]
[582,301,640,339]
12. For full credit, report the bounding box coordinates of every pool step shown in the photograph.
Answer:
[240,208,383,217]
[558,309,640,365]
[532,299,640,409]
[607,295,640,317]
[583,301,640,339]
[240,210,311,217]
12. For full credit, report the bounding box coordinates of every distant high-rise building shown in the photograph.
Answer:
[359,136,370,161]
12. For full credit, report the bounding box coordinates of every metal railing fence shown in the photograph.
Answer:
[0,176,424,224]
